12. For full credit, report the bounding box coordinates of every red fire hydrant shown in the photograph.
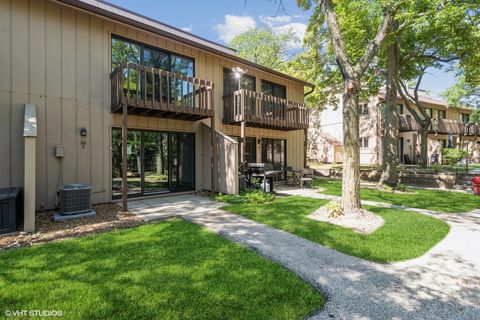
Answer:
[472,176,480,196]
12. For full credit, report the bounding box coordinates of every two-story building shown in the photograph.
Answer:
[310,90,479,165]
[0,0,312,215]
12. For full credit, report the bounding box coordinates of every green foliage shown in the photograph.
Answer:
[0,220,323,319]
[442,148,468,165]
[314,179,479,213]
[224,196,449,262]
[431,164,442,173]
[229,27,298,71]
[443,76,480,109]
[326,200,343,218]
[213,189,275,205]
[293,0,387,109]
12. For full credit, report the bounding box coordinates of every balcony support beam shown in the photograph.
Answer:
[121,102,128,212]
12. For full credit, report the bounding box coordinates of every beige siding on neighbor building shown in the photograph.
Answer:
[0,0,307,209]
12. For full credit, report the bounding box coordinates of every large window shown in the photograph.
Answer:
[111,35,194,76]
[223,68,256,115]
[461,113,470,124]
[261,80,286,119]
[261,80,286,99]
[223,68,256,97]
[232,136,257,164]
[112,128,195,198]
[261,138,286,171]
[437,109,446,120]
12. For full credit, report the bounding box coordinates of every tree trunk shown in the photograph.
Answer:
[419,124,429,167]
[379,38,399,187]
[341,79,362,213]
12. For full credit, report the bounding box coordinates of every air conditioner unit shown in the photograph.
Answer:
[54,184,96,221]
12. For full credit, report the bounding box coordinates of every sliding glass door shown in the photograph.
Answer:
[112,129,195,198]
[261,138,286,171]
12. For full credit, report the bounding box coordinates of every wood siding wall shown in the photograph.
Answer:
[0,0,307,209]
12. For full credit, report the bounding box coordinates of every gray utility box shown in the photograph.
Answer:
[0,187,23,235]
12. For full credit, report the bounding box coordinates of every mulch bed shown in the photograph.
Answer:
[0,203,144,251]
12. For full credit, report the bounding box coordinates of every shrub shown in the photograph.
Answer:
[431,163,442,173]
[442,148,468,165]
[212,189,275,205]
[396,184,409,192]
[326,200,344,218]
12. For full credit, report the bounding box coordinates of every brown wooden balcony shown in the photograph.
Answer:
[399,115,479,136]
[110,62,214,121]
[223,89,309,131]
[398,114,419,132]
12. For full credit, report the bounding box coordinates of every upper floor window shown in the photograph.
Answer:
[358,103,369,115]
[426,108,433,118]
[396,104,403,114]
[223,68,256,97]
[111,35,194,77]
[359,137,369,148]
[461,113,470,124]
[261,80,286,99]
[437,109,446,120]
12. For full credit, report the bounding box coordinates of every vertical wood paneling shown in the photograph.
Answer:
[76,12,91,184]
[10,0,29,188]
[45,0,62,207]
[29,0,47,208]
[61,6,76,185]
[0,0,11,187]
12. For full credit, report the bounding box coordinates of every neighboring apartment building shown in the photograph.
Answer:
[0,0,311,212]
[310,90,479,165]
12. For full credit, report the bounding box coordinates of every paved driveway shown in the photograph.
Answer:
[127,194,480,319]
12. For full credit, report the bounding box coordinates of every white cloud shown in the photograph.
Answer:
[259,15,307,49]
[271,22,307,49]
[181,25,193,33]
[260,15,292,27]
[214,15,256,43]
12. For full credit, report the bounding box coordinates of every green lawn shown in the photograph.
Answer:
[0,220,323,320]
[223,196,449,263]
[313,179,478,213]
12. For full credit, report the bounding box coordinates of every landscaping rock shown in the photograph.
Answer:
[307,206,384,233]
[0,203,144,250]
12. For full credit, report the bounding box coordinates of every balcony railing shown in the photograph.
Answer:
[398,114,419,132]
[110,62,214,120]
[399,115,479,135]
[223,89,309,131]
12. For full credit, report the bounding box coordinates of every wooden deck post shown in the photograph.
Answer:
[304,128,308,168]
[210,83,217,193]
[121,103,128,211]
[240,91,246,164]
[211,116,217,193]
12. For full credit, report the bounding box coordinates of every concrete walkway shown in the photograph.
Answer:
[127,194,480,319]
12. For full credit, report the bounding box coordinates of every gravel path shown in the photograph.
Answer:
[129,195,480,319]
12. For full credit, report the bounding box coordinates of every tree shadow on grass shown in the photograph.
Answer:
[184,208,480,319]
[0,220,322,320]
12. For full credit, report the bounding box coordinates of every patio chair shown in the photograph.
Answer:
[284,166,297,185]
[300,169,314,189]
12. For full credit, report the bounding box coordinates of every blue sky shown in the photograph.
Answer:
[109,0,456,99]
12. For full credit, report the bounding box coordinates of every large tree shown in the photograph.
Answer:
[297,0,401,213]
[229,27,298,71]
[392,0,480,167]
[378,23,400,187]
